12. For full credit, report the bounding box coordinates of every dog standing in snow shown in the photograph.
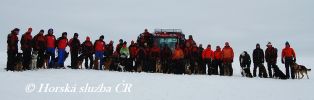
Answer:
[30,51,38,70]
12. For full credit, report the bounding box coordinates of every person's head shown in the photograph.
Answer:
[216,46,221,51]
[48,28,53,35]
[285,41,290,48]
[27,27,32,33]
[100,35,104,40]
[199,44,203,48]
[207,44,211,49]
[267,42,272,48]
[225,42,230,47]
[11,28,20,35]
[74,33,78,38]
[256,43,260,49]
[86,36,90,41]
[189,35,193,39]
[123,42,127,48]
[62,32,67,38]
[39,29,44,35]
[109,40,114,44]
[119,39,123,44]
[144,29,148,32]
[131,40,135,45]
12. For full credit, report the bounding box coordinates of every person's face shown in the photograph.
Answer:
[256,45,260,48]
[285,44,290,48]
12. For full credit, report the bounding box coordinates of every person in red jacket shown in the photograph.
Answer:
[129,41,138,60]
[32,30,46,68]
[94,35,106,70]
[185,35,196,48]
[106,40,114,57]
[56,32,68,68]
[20,28,33,70]
[68,33,81,69]
[213,46,223,75]
[222,42,234,76]
[202,44,214,75]
[7,28,20,71]
[281,41,296,79]
[45,28,56,68]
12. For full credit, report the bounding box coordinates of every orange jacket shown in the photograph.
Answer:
[213,50,223,60]
[172,48,184,60]
[282,47,296,58]
[202,48,214,59]
[222,46,234,61]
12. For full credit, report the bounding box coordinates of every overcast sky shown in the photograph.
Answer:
[1,0,314,59]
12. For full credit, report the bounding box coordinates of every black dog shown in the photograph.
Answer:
[272,65,287,79]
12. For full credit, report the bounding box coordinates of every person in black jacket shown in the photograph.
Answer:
[7,28,20,71]
[20,28,33,70]
[253,43,267,78]
[81,36,94,69]
[198,44,205,74]
[265,42,277,78]
[239,51,252,77]
[32,30,46,68]
[161,44,172,73]
[68,33,81,69]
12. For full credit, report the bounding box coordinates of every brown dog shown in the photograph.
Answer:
[15,53,23,71]
[291,63,311,79]
[93,58,99,70]
[136,61,143,72]
[104,58,112,70]
[193,62,201,74]
[155,59,162,73]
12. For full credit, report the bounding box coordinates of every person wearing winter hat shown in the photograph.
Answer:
[222,42,234,76]
[81,36,94,69]
[281,41,296,79]
[253,43,268,78]
[68,33,81,69]
[20,27,33,70]
[32,29,46,68]
[56,32,68,68]
[45,28,56,68]
[115,39,124,55]
[6,28,20,71]
[94,35,106,70]
[265,42,278,78]
[105,40,114,57]
[213,46,223,75]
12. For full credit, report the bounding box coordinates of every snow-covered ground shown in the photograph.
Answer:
[1,0,314,100]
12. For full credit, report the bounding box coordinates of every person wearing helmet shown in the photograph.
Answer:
[68,33,81,69]
[6,28,20,71]
[56,32,68,68]
[45,28,56,68]
[20,28,33,70]
[281,41,296,79]
[265,42,278,78]
[253,43,268,78]
[81,36,94,69]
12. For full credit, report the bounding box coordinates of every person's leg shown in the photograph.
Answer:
[218,60,224,75]
[7,51,14,71]
[284,58,291,79]
[58,49,65,68]
[89,55,94,69]
[229,62,233,76]
[253,63,258,77]
[38,50,45,68]
[289,61,295,79]
[99,52,104,70]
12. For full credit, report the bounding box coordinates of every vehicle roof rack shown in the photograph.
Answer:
[154,29,182,33]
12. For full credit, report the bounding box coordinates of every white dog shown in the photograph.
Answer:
[30,51,38,70]
[117,63,126,72]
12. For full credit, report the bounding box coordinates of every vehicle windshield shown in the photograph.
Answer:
[157,38,177,51]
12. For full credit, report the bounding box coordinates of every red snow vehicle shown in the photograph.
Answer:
[153,29,186,51]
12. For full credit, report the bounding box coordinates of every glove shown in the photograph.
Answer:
[281,58,284,64]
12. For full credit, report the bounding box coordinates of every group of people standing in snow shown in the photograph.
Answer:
[6,28,297,79]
